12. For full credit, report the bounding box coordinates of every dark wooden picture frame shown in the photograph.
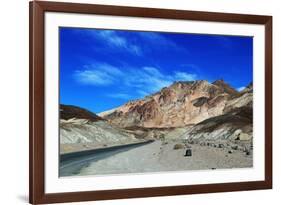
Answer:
[29,1,272,204]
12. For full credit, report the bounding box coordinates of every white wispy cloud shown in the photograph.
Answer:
[76,29,188,56]
[74,62,197,99]
[143,66,163,78]
[98,30,127,47]
[74,63,123,86]
[174,71,197,81]
[237,86,246,92]
[92,30,142,56]
[137,32,189,53]
[106,93,131,99]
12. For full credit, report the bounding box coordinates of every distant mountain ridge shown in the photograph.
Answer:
[60,79,252,145]
[99,80,252,128]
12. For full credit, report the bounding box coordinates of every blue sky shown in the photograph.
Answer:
[59,27,253,113]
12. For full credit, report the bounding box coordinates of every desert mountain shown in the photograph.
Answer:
[60,104,103,121]
[99,80,251,128]
[186,104,252,141]
[59,105,137,153]
[184,81,253,140]
[60,80,253,154]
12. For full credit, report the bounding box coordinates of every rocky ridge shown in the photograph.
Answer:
[100,80,251,129]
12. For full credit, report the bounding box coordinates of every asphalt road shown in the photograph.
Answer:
[59,140,154,177]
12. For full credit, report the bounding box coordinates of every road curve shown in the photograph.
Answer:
[60,140,154,177]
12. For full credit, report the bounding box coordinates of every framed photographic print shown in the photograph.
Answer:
[29,1,272,204]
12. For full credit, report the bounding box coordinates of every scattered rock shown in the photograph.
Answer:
[239,133,252,141]
[231,145,238,150]
[218,144,224,148]
[189,140,195,144]
[173,143,185,150]
[232,129,242,140]
[200,142,206,146]
[244,148,251,155]
[184,149,192,157]
[228,150,233,154]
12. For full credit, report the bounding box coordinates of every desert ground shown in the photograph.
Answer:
[60,138,252,177]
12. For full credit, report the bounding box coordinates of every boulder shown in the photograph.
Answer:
[200,142,206,146]
[218,144,224,148]
[231,145,238,150]
[189,140,195,144]
[173,143,185,150]
[184,149,192,157]
[238,133,252,141]
[230,129,242,140]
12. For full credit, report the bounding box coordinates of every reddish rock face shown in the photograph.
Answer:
[158,88,176,105]
[100,80,252,128]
